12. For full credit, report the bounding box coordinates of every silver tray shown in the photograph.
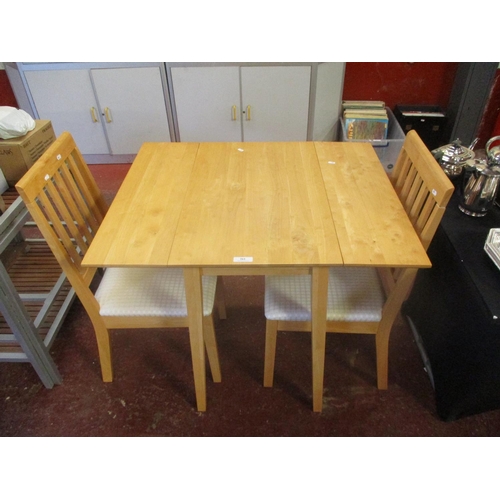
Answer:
[484,228,500,271]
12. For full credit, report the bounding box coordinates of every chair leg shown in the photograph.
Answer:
[92,322,113,382]
[264,319,278,387]
[375,329,390,390]
[215,276,227,320]
[203,314,221,383]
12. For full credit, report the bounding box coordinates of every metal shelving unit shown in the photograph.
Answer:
[0,190,75,387]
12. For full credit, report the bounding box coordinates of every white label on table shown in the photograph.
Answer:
[233,256,253,263]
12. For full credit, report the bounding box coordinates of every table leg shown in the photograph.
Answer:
[311,267,328,412]
[183,267,207,411]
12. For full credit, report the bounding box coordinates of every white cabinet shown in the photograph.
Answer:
[25,69,108,155]
[240,66,311,142]
[6,62,345,158]
[91,68,171,154]
[23,65,172,158]
[171,65,312,142]
[171,66,241,142]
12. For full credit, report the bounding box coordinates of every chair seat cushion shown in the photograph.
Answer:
[95,268,217,317]
[265,267,385,322]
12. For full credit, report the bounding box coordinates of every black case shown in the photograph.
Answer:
[394,105,447,151]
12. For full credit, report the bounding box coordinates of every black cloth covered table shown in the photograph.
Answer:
[402,190,500,421]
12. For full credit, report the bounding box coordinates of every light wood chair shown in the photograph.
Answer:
[263,130,454,393]
[15,132,224,402]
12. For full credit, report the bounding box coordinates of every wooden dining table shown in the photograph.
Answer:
[82,141,430,412]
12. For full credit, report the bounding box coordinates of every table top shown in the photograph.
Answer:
[82,141,430,270]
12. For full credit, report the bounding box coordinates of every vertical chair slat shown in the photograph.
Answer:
[407,179,428,225]
[405,172,424,217]
[49,169,92,253]
[57,163,96,245]
[60,157,101,237]
[66,150,107,225]
[45,171,85,247]
[393,155,412,190]
[392,150,411,190]
[418,203,443,250]
[413,191,432,230]
[37,189,83,266]
[399,161,418,205]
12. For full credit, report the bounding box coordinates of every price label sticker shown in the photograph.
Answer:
[233,256,253,263]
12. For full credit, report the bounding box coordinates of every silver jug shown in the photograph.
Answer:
[485,136,500,166]
[459,161,500,216]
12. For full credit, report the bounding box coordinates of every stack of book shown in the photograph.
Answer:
[342,101,389,141]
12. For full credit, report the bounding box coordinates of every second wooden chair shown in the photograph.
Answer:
[15,132,225,411]
[263,130,454,398]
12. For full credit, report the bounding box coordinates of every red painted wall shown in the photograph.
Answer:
[477,69,500,146]
[342,62,459,110]
[0,69,18,107]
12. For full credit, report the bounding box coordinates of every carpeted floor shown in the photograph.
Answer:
[1,163,500,437]
[2,273,500,436]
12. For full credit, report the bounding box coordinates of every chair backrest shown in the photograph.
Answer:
[391,130,454,250]
[15,132,108,296]
[377,131,455,320]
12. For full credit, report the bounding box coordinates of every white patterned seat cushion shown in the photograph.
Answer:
[265,267,385,322]
[95,268,217,317]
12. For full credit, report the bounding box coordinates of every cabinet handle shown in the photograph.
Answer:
[232,105,237,121]
[90,107,98,123]
[246,105,251,121]
[104,107,112,123]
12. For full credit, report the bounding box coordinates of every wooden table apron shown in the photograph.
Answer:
[82,141,430,412]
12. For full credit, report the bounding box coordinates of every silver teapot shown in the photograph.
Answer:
[432,138,477,179]
[459,136,500,217]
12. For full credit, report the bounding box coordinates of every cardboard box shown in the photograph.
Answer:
[0,120,56,185]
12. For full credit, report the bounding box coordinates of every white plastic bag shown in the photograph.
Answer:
[0,106,36,140]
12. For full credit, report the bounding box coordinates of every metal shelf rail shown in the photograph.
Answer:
[0,193,75,388]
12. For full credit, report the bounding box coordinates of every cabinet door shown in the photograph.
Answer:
[91,67,171,155]
[241,66,311,142]
[25,69,109,154]
[171,66,242,142]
